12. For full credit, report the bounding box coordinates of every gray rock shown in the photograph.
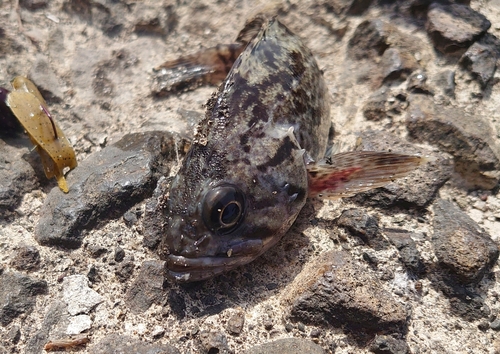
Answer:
[407,70,432,95]
[10,245,41,272]
[369,335,410,354]
[243,338,325,354]
[490,319,500,330]
[426,3,491,55]
[62,275,103,316]
[384,229,426,276]
[337,209,388,250]
[66,314,92,335]
[89,334,180,354]
[349,130,452,208]
[460,33,500,87]
[286,250,408,333]
[114,246,125,262]
[362,87,388,121]
[227,309,245,335]
[380,48,419,83]
[24,301,69,354]
[115,258,135,281]
[432,199,499,284]
[5,325,21,344]
[19,0,48,10]
[143,176,172,249]
[35,131,188,248]
[125,260,165,314]
[406,94,500,189]
[0,271,47,326]
[198,331,232,354]
[432,70,456,97]
[0,139,39,214]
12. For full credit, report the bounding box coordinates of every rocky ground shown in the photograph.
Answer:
[1,0,500,353]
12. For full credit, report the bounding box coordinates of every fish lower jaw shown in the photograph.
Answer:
[165,253,258,283]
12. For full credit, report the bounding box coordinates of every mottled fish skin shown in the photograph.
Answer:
[161,19,331,282]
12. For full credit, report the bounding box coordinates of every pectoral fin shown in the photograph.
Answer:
[307,151,427,199]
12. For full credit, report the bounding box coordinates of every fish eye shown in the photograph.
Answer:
[202,185,245,234]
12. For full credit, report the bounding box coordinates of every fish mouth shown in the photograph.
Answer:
[165,239,267,282]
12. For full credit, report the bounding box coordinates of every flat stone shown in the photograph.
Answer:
[349,130,452,208]
[35,131,188,248]
[460,33,500,87]
[89,334,180,354]
[0,271,47,326]
[406,94,500,189]
[337,209,388,250]
[62,275,103,316]
[384,229,426,276]
[285,250,408,333]
[369,334,410,354]
[426,3,491,55]
[125,260,165,314]
[243,338,325,354]
[66,314,92,335]
[432,199,499,284]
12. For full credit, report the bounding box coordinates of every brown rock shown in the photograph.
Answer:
[284,250,408,333]
[426,3,491,55]
[432,199,499,284]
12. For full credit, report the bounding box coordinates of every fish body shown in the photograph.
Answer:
[161,19,424,282]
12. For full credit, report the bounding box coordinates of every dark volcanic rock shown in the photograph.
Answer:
[369,334,410,354]
[328,0,373,16]
[24,301,70,354]
[10,245,41,272]
[348,20,391,60]
[460,33,500,87]
[432,70,456,97]
[349,130,452,208]
[432,199,498,284]
[337,209,388,250]
[0,139,39,214]
[384,229,426,276]
[362,87,388,121]
[125,260,165,313]
[286,250,408,334]
[407,94,500,189]
[199,331,231,354]
[143,176,171,249]
[35,131,188,248]
[426,3,491,55]
[89,334,180,354]
[0,272,47,326]
[243,338,325,354]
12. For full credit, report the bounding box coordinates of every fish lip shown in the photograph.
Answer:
[166,254,257,282]
[165,238,266,282]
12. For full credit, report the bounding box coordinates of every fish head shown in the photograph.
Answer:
[162,128,309,282]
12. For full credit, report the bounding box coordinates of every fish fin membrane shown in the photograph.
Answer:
[307,151,427,199]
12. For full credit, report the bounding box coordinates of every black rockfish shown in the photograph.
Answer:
[158,17,425,282]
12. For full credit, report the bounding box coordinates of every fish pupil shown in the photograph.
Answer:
[220,202,241,226]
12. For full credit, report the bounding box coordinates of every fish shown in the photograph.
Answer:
[158,17,425,282]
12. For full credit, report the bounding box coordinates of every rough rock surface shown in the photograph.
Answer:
[432,199,498,284]
[125,260,166,313]
[426,3,491,54]
[35,131,187,248]
[0,272,47,326]
[285,250,408,334]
